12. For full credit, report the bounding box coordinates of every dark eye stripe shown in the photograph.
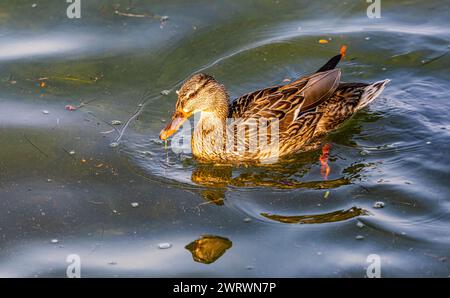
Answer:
[183,77,212,100]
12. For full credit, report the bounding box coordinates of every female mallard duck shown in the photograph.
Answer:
[160,47,389,163]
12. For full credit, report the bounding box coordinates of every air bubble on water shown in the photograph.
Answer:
[158,243,172,249]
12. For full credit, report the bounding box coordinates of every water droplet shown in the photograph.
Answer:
[158,243,172,249]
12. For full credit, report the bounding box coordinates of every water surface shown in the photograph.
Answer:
[1,0,450,277]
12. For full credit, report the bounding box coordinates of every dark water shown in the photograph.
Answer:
[1,0,450,277]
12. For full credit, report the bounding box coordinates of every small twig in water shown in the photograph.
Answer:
[23,134,48,158]
[421,51,448,66]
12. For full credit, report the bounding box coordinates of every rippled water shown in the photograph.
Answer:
[1,0,450,277]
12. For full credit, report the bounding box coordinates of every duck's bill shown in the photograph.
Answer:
[159,114,187,140]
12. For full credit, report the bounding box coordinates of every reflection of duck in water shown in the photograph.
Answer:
[185,235,232,264]
[160,46,389,163]
[190,160,370,224]
[190,154,362,205]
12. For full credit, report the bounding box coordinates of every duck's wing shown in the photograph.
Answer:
[229,69,341,131]
[281,79,390,153]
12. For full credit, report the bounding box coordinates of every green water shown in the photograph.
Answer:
[1,0,450,277]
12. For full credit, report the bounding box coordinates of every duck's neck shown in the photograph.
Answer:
[192,99,229,160]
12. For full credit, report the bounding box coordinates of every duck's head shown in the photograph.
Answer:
[159,73,228,140]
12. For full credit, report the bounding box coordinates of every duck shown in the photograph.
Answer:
[160,46,389,163]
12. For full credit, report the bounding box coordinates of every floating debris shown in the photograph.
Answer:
[39,81,47,88]
[109,142,119,148]
[32,3,37,8]
[68,150,75,155]
[318,39,329,44]
[42,110,50,115]
[355,235,365,240]
[161,89,171,96]
[50,239,59,244]
[111,120,122,126]
[323,190,330,199]
[373,201,385,209]
[130,202,139,208]
[65,105,77,111]
[46,179,53,183]
[365,36,371,40]
[243,217,252,223]
[356,221,365,228]
[158,243,172,249]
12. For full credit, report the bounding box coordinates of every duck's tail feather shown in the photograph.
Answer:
[316,45,347,73]
[316,54,342,73]
[355,79,390,111]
